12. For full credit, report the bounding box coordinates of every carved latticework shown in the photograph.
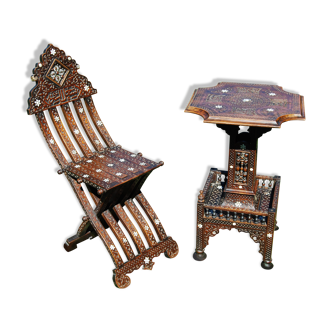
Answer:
[27,44,178,288]
[195,168,280,266]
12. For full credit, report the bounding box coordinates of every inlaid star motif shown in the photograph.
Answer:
[144,257,150,264]
[74,129,79,134]
[269,93,276,96]
[72,150,77,155]
[79,108,84,113]
[119,159,125,162]
[49,139,54,144]
[95,140,100,145]
[145,226,149,230]
[140,162,146,166]
[87,160,92,163]
[74,165,81,168]
[128,168,134,171]
[235,202,242,207]
[133,232,138,236]
[110,245,115,250]
[107,164,114,167]
[222,89,228,93]
[215,105,223,108]
[267,233,273,238]
[83,174,89,178]
[267,108,274,112]
[123,238,127,243]
[97,120,103,126]
[217,185,222,190]
[96,169,102,172]
[116,172,122,176]
[110,150,116,153]
[54,116,60,122]
[131,154,136,157]
[155,219,160,225]
[35,99,41,107]
[103,178,110,182]
[50,49,56,55]
[84,85,90,91]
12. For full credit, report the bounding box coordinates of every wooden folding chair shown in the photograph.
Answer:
[27,44,179,288]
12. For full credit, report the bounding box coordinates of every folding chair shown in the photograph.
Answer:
[27,44,179,288]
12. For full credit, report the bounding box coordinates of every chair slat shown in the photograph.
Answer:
[84,97,115,147]
[102,210,136,260]
[72,99,104,152]
[136,193,167,240]
[113,204,146,253]
[125,199,157,247]
[35,112,68,167]
[61,103,93,157]
[49,107,82,163]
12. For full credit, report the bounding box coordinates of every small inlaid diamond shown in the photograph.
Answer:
[79,108,84,113]
[269,93,276,96]
[239,185,243,189]
[83,174,89,178]
[131,154,136,157]
[198,224,203,228]
[155,219,160,225]
[49,139,54,144]
[267,108,274,112]
[215,105,223,108]
[140,162,146,166]
[96,169,102,173]
[128,167,134,171]
[74,165,80,168]
[87,160,92,163]
[74,129,79,134]
[232,222,236,226]
[110,150,116,153]
[97,120,103,126]
[72,150,77,155]
[243,99,251,102]
[103,178,110,182]
[250,168,253,171]
[107,164,114,167]
[123,238,127,243]
[119,159,125,162]
[212,231,216,235]
[116,172,122,176]
[253,237,257,240]
[235,201,242,207]
[222,89,228,93]
[230,165,233,168]
[95,140,100,145]
[99,155,104,158]
[144,257,150,263]
[133,232,138,236]
[145,226,149,230]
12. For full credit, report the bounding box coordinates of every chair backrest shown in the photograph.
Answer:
[27,44,116,167]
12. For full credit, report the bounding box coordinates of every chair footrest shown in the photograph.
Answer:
[113,236,178,289]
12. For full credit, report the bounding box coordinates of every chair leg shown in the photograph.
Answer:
[261,209,276,270]
[193,191,207,261]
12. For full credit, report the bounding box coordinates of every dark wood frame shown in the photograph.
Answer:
[27,44,178,288]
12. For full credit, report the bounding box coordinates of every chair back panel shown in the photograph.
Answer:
[29,44,116,165]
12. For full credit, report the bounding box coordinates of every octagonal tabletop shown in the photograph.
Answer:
[185,82,305,128]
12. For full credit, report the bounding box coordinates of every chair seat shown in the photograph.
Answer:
[64,146,161,191]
